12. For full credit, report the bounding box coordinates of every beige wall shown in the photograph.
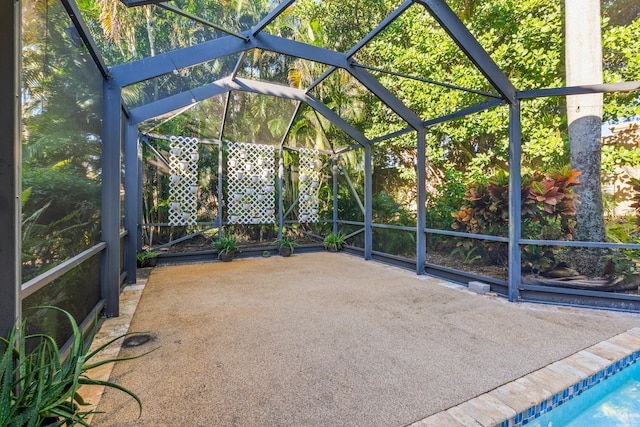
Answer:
[603,122,640,217]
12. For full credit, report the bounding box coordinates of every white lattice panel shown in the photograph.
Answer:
[168,136,199,226]
[226,142,276,224]
[298,148,322,222]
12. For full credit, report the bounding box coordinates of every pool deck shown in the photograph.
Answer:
[411,327,640,427]
[80,254,640,426]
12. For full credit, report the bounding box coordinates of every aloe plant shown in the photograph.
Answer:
[1,307,152,426]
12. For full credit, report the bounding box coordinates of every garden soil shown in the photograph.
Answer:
[92,252,640,426]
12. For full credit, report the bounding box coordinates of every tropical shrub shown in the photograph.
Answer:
[0,307,150,426]
[452,167,580,239]
[450,167,581,267]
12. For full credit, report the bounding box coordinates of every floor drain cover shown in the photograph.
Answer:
[122,334,154,348]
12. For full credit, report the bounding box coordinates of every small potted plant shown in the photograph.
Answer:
[274,236,298,257]
[214,234,240,262]
[323,232,345,252]
[136,250,159,268]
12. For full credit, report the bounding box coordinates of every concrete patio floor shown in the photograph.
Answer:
[89,252,640,426]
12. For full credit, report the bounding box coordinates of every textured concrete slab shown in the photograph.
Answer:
[90,253,640,426]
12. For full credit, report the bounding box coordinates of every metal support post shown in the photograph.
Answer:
[508,102,522,302]
[101,80,122,317]
[124,123,139,283]
[217,140,224,234]
[332,157,339,235]
[364,144,373,260]
[278,147,284,239]
[416,129,427,274]
[137,136,143,252]
[0,0,21,336]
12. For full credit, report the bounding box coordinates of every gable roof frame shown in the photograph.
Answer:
[414,0,517,103]
[129,76,371,147]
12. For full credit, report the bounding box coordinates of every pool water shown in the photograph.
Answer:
[529,361,640,427]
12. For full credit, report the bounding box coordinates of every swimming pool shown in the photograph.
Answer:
[527,358,640,427]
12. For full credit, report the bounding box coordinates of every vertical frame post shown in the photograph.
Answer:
[124,122,139,283]
[217,139,224,234]
[508,101,522,302]
[0,0,21,336]
[278,147,284,239]
[416,129,427,274]
[102,79,122,317]
[137,136,143,252]
[364,144,373,259]
[332,157,339,235]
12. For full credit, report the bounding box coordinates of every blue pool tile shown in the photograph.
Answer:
[515,412,523,424]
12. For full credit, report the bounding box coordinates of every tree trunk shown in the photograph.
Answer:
[565,0,606,242]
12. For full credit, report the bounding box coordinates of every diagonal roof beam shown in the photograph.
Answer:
[157,4,249,41]
[353,63,501,98]
[130,76,370,146]
[231,78,370,146]
[518,81,640,99]
[308,0,411,93]
[414,0,517,104]
[111,35,256,87]
[130,78,235,123]
[369,98,505,144]
[345,0,413,59]
[61,0,110,79]
[303,95,370,147]
[253,33,423,130]
[347,64,423,130]
[252,0,297,36]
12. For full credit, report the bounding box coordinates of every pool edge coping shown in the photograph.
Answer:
[410,327,640,427]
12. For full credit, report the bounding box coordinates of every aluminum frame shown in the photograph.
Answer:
[0,0,21,336]
[21,0,637,321]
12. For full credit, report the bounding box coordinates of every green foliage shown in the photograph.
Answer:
[135,251,159,263]
[274,236,299,252]
[136,251,159,268]
[602,250,640,281]
[213,234,240,255]
[371,192,416,256]
[521,245,557,276]
[0,307,150,426]
[426,168,467,230]
[21,0,102,282]
[323,232,345,251]
[450,241,482,266]
[452,167,580,241]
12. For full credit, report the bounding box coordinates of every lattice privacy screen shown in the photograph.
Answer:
[168,136,199,226]
[298,148,322,222]
[226,142,276,224]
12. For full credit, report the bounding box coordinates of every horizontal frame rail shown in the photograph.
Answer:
[424,227,509,243]
[21,242,107,300]
[519,239,640,250]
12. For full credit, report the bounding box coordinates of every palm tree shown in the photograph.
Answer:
[565,0,606,242]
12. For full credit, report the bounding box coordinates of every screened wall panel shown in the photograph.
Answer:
[222,91,298,145]
[22,254,102,347]
[21,0,103,282]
